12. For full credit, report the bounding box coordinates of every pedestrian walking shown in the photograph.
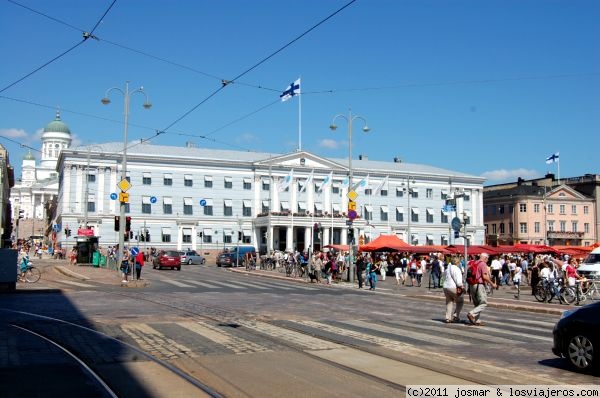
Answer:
[409,257,418,286]
[120,250,131,283]
[312,253,322,283]
[368,256,379,290]
[490,256,502,289]
[394,262,402,286]
[135,250,145,280]
[416,258,424,287]
[513,264,522,299]
[466,253,496,326]
[379,255,388,281]
[430,255,442,288]
[443,257,464,323]
[356,255,365,288]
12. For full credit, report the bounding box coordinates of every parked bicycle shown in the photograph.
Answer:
[562,279,600,305]
[534,278,565,304]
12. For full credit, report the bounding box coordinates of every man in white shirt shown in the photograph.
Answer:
[442,258,464,323]
[490,256,502,289]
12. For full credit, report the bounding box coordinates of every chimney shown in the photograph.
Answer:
[393,157,402,163]
[358,154,368,161]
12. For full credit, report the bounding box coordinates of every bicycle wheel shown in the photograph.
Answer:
[25,267,41,283]
[534,285,547,302]
[561,286,577,305]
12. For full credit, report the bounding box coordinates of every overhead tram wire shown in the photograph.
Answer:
[160,0,358,132]
[0,135,42,154]
[1,0,117,94]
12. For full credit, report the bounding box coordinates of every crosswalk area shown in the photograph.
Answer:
[105,305,570,384]
[151,275,321,292]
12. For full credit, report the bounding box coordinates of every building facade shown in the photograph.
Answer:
[10,111,72,241]
[55,142,485,254]
[484,179,597,246]
[0,144,15,247]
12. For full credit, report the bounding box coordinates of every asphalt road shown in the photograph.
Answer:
[1,259,597,397]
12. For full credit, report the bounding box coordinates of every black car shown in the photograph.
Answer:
[552,301,600,372]
[216,252,236,267]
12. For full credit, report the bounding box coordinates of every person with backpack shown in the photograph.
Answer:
[466,253,496,326]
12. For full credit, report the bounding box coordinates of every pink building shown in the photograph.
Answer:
[483,184,596,246]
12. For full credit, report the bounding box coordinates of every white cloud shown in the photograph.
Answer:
[481,168,539,182]
[318,138,341,149]
[70,134,82,148]
[0,128,28,139]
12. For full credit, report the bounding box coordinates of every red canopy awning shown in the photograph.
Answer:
[323,244,349,252]
[445,245,499,255]
[513,244,559,254]
[359,235,410,252]
[403,245,451,255]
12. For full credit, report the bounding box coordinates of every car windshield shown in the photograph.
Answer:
[582,253,600,264]
[164,250,180,257]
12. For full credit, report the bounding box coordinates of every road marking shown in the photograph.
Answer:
[159,279,196,288]
[226,280,269,289]
[209,280,246,289]
[121,323,197,360]
[394,319,517,345]
[236,320,342,350]
[185,280,219,288]
[339,319,463,346]
[57,280,96,288]
[177,320,271,354]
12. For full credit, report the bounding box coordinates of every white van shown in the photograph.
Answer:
[577,247,600,280]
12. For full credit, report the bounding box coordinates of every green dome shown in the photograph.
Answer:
[43,111,71,134]
[23,150,35,160]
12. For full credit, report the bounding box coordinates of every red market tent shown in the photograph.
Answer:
[359,235,411,252]
[445,245,499,255]
[403,245,451,255]
[513,244,559,254]
[323,244,350,252]
[552,245,594,256]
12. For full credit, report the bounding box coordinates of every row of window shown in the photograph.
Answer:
[486,203,590,215]
[84,172,472,201]
[486,221,591,234]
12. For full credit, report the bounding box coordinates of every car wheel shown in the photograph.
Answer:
[188,259,193,265]
[567,333,595,371]
[201,259,205,265]
[177,267,181,271]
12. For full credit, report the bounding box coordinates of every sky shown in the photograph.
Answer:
[1,0,599,185]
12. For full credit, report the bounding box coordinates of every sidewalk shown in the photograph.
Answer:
[229,266,575,315]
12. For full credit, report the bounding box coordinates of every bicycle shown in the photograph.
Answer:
[18,264,41,283]
[534,278,565,303]
[562,280,600,305]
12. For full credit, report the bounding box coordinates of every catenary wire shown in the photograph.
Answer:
[160,0,358,132]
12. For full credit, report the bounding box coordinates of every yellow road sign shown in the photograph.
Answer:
[119,192,129,203]
[117,179,132,192]
[347,190,358,201]
[347,201,357,211]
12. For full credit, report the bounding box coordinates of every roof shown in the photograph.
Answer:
[69,142,484,181]
[43,111,71,135]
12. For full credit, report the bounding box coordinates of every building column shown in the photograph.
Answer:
[75,166,83,214]
[323,227,330,246]
[267,225,274,253]
[304,226,311,252]
[341,227,348,245]
[286,226,293,251]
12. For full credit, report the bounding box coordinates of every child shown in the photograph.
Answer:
[513,264,522,299]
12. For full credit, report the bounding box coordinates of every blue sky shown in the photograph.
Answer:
[1,0,599,185]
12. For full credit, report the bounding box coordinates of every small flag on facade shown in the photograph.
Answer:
[280,78,301,102]
[545,152,559,164]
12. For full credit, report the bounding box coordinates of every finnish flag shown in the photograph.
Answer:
[280,78,301,102]
[545,152,559,164]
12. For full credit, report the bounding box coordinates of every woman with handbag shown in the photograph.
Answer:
[442,256,464,323]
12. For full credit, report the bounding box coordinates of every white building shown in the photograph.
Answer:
[56,142,485,254]
[10,111,72,240]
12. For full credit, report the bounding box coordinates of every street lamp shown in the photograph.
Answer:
[101,81,151,267]
[402,177,416,244]
[330,108,370,283]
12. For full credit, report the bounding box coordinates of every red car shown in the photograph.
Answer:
[152,250,181,270]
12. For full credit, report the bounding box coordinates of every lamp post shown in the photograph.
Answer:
[101,82,151,267]
[402,177,415,244]
[330,109,370,283]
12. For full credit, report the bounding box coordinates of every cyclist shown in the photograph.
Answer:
[18,253,31,277]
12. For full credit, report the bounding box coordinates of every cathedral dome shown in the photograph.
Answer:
[23,150,35,161]
[43,111,71,135]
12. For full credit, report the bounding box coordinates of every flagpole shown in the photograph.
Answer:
[557,157,560,184]
[298,77,302,151]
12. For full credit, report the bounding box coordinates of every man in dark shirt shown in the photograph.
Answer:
[356,256,365,289]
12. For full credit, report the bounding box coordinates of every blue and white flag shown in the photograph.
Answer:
[300,170,313,193]
[280,78,301,102]
[318,171,333,193]
[545,152,559,164]
[374,176,389,195]
[340,176,350,188]
[355,175,370,192]
[278,169,294,192]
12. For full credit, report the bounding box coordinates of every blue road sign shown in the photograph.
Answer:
[130,247,139,256]
[110,192,118,200]
[150,196,157,204]
[199,199,207,207]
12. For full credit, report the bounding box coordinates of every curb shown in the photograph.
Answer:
[55,265,91,281]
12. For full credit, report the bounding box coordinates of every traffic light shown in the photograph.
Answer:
[348,228,354,243]
[454,230,460,239]
[125,216,131,232]
[238,231,242,240]
[130,231,133,239]
[18,209,24,219]
[145,231,150,242]
[114,216,120,232]
[64,228,71,237]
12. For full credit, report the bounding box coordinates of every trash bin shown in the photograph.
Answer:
[99,255,107,267]
[92,251,100,267]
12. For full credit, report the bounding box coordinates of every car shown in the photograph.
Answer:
[152,250,181,270]
[552,301,600,373]
[180,250,206,265]
[216,252,235,267]
[227,245,257,266]
[576,247,600,281]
